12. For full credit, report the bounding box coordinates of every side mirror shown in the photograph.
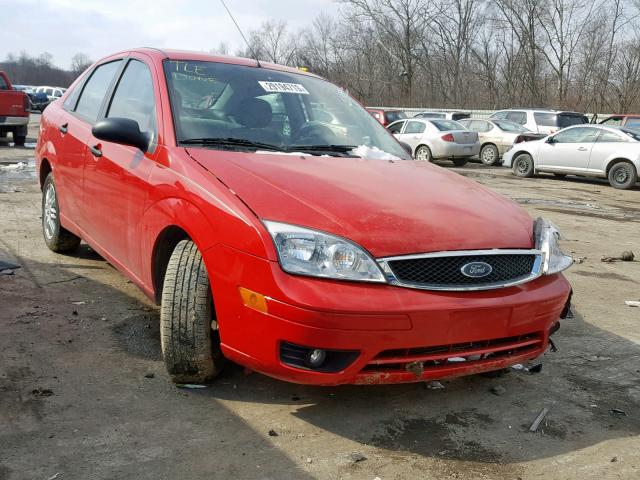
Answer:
[546,136,556,144]
[92,117,149,152]
[399,141,413,156]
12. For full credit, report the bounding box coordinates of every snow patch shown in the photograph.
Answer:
[350,145,401,161]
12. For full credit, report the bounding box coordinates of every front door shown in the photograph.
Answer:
[397,120,426,152]
[537,127,600,173]
[82,57,159,278]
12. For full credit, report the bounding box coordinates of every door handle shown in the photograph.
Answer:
[59,123,68,134]
[578,147,588,151]
[89,144,102,158]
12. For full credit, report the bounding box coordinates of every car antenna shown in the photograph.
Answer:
[219,0,261,67]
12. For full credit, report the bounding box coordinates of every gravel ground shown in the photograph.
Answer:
[1,116,639,480]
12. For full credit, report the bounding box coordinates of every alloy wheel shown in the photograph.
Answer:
[43,182,57,240]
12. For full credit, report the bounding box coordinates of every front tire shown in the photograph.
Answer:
[42,173,81,252]
[452,157,469,167]
[160,239,224,383]
[608,161,637,190]
[512,153,534,177]
[415,145,432,162]
[480,144,499,166]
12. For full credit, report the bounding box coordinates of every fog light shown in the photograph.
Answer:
[306,348,327,368]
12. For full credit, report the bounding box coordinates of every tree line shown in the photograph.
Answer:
[229,0,640,113]
[0,52,92,88]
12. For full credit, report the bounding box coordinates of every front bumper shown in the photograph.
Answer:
[206,245,572,385]
[502,149,515,167]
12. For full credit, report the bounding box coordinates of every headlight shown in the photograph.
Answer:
[534,218,573,275]
[264,221,386,282]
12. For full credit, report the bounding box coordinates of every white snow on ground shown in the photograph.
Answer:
[350,145,401,160]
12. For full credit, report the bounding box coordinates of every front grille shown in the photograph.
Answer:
[362,332,543,373]
[383,251,539,290]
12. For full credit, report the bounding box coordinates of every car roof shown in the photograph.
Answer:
[100,47,324,80]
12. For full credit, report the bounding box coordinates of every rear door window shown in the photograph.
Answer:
[387,121,405,134]
[75,60,122,122]
[597,130,626,143]
[404,121,426,134]
[552,127,599,143]
[506,111,527,124]
[558,114,588,128]
[534,112,557,127]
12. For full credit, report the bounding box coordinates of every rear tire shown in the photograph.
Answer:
[512,153,534,177]
[608,161,637,189]
[160,239,225,383]
[14,134,26,147]
[452,157,468,167]
[42,173,81,253]
[415,145,432,162]
[480,144,499,166]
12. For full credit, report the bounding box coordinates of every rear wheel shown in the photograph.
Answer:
[415,145,432,162]
[160,239,225,383]
[14,133,26,146]
[480,144,499,166]
[452,157,469,167]
[608,161,637,190]
[512,153,534,177]
[42,173,81,252]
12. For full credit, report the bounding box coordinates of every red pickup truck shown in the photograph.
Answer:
[0,71,30,146]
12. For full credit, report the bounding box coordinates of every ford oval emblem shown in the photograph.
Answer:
[460,261,493,278]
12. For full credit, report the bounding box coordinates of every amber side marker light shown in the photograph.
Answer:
[238,287,269,313]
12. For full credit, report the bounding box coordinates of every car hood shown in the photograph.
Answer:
[187,149,534,257]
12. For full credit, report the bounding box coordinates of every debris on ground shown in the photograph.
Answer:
[72,301,86,305]
[0,259,21,276]
[574,256,587,264]
[624,300,640,307]
[31,388,54,398]
[306,458,312,464]
[268,429,279,437]
[582,355,612,362]
[529,407,549,432]
[601,251,634,262]
[425,380,445,389]
[611,456,618,463]
[175,384,207,389]
[490,385,506,396]
[610,409,627,418]
[511,363,543,374]
[349,452,367,463]
[46,473,60,480]
[144,372,155,379]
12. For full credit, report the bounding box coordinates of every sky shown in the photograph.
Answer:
[0,0,340,69]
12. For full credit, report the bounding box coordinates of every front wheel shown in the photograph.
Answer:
[415,145,432,162]
[480,144,499,166]
[42,173,81,252]
[452,157,469,167]
[608,161,637,190]
[160,239,225,383]
[512,153,534,177]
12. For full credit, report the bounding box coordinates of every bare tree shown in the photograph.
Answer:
[70,53,93,77]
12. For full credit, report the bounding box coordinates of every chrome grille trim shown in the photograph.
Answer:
[377,249,544,291]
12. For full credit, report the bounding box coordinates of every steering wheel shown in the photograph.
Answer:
[293,122,337,143]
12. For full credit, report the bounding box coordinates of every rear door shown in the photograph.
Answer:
[398,120,426,151]
[588,129,629,174]
[56,59,123,227]
[537,126,600,172]
[82,56,160,277]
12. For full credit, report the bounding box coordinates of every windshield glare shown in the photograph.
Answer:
[164,60,410,159]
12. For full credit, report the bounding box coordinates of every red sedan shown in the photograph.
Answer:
[35,49,573,385]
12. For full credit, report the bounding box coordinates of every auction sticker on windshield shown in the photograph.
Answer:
[258,81,309,94]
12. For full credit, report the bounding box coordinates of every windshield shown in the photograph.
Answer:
[494,120,529,133]
[163,60,410,159]
[430,119,465,131]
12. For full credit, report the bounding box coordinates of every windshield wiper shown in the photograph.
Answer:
[286,144,358,156]
[180,137,284,151]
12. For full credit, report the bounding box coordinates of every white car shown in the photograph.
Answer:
[503,125,640,189]
[388,118,480,166]
[489,109,589,135]
[35,86,66,102]
[413,111,470,121]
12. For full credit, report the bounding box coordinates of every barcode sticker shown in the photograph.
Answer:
[258,81,309,95]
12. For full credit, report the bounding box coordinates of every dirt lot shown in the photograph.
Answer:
[1,116,639,480]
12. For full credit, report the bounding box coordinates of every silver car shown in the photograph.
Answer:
[502,125,640,189]
[458,119,545,165]
[388,118,480,166]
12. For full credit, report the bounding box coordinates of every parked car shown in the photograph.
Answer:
[597,114,640,131]
[35,86,66,102]
[458,119,545,165]
[388,118,480,165]
[366,108,406,126]
[13,84,50,112]
[37,48,572,385]
[489,109,588,135]
[503,125,640,189]
[414,111,470,121]
[0,71,30,145]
